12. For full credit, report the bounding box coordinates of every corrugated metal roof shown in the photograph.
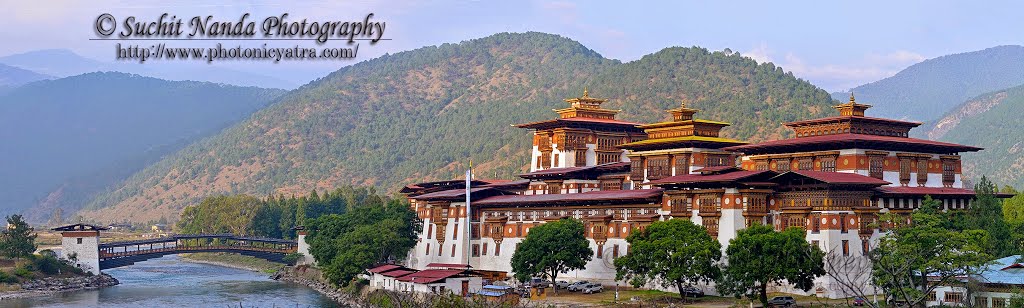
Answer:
[977,255,1024,285]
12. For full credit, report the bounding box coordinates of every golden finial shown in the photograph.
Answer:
[849,92,855,104]
[680,100,687,109]
[583,87,589,98]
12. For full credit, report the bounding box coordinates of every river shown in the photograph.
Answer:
[2,255,337,307]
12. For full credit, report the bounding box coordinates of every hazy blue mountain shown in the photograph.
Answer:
[832,45,1024,122]
[0,63,52,88]
[0,72,285,222]
[0,49,301,89]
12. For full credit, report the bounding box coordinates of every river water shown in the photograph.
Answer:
[2,255,337,307]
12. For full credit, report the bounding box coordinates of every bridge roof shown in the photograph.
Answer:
[98,234,297,248]
[51,223,108,231]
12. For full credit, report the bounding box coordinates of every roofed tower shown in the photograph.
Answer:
[784,93,922,139]
[515,89,646,173]
[618,100,747,185]
[554,88,621,120]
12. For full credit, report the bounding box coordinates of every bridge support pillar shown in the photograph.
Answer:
[297,230,315,266]
[51,224,106,275]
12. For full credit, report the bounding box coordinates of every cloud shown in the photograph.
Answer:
[743,43,926,91]
[743,42,772,64]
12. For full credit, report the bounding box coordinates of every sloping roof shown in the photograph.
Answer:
[648,170,774,185]
[416,187,495,200]
[425,263,473,269]
[396,269,470,284]
[722,133,982,154]
[784,115,922,127]
[773,170,890,186]
[617,135,747,150]
[380,269,416,278]
[475,189,664,207]
[976,255,1024,285]
[368,264,403,274]
[875,186,1015,198]
[51,223,109,231]
[514,117,643,132]
[519,162,630,179]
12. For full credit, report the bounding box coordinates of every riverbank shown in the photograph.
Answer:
[272,266,369,307]
[178,252,286,274]
[0,274,119,300]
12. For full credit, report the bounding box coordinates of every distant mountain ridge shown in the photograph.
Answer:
[79,32,838,223]
[832,45,1024,122]
[0,63,51,88]
[0,49,300,89]
[0,72,285,222]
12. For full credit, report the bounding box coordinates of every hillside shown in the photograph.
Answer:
[928,84,1024,189]
[832,45,1024,122]
[0,72,285,222]
[0,63,50,88]
[80,32,836,223]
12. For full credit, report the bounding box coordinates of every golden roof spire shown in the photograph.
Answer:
[849,91,856,104]
[583,87,589,98]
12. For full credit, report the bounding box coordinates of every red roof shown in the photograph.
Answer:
[425,263,473,269]
[520,162,630,179]
[368,264,403,274]
[380,269,416,278]
[514,117,644,132]
[775,170,890,185]
[475,189,664,206]
[784,116,922,127]
[396,269,467,284]
[722,133,982,154]
[648,170,773,185]
[693,166,742,174]
[875,186,978,196]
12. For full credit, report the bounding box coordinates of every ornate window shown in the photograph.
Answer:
[546,182,562,194]
[917,159,929,185]
[646,156,670,180]
[629,158,644,179]
[811,214,820,233]
[899,158,912,185]
[575,150,587,167]
[774,159,791,172]
[869,156,884,179]
[942,160,956,187]
[705,155,731,167]
[673,154,691,175]
[820,157,836,172]
[797,158,813,170]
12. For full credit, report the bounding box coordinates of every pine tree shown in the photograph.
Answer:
[1,215,37,259]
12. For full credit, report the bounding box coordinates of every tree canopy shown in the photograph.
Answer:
[0,215,37,259]
[306,199,420,286]
[870,196,990,307]
[718,224,824,306]
[510,218,592,293]
[614,219,721,300]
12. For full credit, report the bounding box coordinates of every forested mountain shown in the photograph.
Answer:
[832,45,1024,122]
[0,72,285,222]
[0,63,51,89]
[928,84,1024,189]
[80,32,836,223]
[0,49,299,89]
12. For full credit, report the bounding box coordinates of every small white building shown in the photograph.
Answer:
[928,255,1024,307]
[366,263,484,297]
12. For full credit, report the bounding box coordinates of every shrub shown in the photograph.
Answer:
[13,266,32,278]
[32,254,62,275]
[0,271,18,283]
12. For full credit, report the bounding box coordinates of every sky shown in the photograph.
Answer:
[3,0,1023,91]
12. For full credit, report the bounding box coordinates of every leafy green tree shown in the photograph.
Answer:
[965,177,1016,257]
[511,218,592,294]
[615,219,720,300]
[870,197,989,307]
[718,224,824,306]
[0,215,38,259]
[307,199,420,286]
